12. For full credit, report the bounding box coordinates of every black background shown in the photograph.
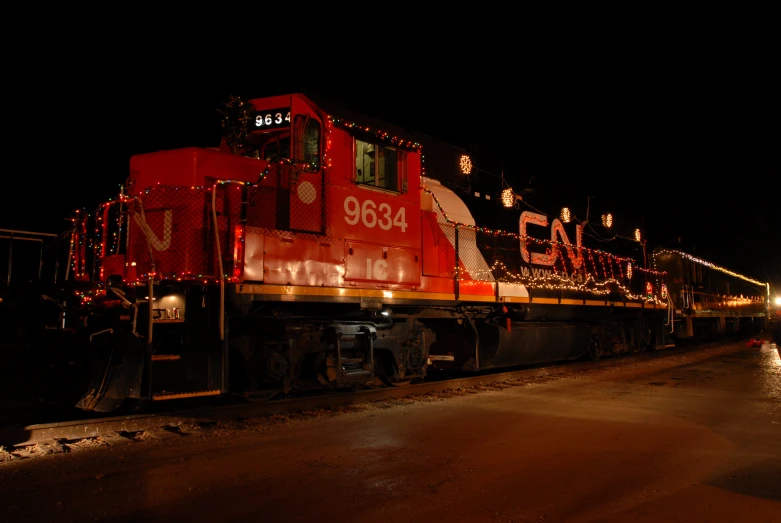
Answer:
[3,37,779,294]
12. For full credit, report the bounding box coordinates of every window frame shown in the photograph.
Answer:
[293,114,321,169]
[352,137,407,194]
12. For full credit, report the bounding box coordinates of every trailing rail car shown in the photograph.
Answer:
[36,92,767,412]
[652,249,769,340]
[0,229,68,350]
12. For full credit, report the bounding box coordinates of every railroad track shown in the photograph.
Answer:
[0,341,747,450]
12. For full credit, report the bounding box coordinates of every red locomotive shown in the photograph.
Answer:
[43,92,761,412]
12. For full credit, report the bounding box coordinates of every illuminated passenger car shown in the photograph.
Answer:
[63,92,670,411]
[652,249,768,339]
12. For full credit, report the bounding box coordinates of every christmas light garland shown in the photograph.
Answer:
[421,188,665,303]
[70,209,89,281]
[464,261,663,302]
[323,114,658,294]
[652,249,765,287]
[66,110,665,308]
[324,116,334,170]
[423,187,664,273]
[329,116,421,151]
[126,180,259,283]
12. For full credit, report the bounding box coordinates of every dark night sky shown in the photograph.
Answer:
[4,54,780,294]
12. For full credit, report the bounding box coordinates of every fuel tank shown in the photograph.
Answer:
[476,321,591,369]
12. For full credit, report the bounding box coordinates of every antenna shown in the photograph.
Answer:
[584,196,591,225]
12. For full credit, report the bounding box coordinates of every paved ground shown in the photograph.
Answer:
[1,342,779,523]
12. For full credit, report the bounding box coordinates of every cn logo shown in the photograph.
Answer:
[519,211,583,268]
[134,210,172,252]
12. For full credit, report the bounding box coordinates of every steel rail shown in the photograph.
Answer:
[0,341,744,448]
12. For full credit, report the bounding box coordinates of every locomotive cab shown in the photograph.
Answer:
[68,93,424,410]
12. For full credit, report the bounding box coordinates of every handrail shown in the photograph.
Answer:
[210,178,255,343]
[211,183,225,342]
[0,228,58,237]
[0,236,44,242]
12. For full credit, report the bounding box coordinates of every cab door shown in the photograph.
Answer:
[289,103,324,234]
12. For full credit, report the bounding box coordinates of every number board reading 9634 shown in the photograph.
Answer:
[253,108,291,130]
[344,196,408,232]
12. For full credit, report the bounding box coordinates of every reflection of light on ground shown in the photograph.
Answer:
[760,343,780,368]
[351,431,401,450]
[365,474,403,493]
[756,343,780,401]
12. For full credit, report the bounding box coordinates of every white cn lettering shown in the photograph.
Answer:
[519,211,582,268]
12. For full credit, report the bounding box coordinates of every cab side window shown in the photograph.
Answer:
[262,136,290,162]
[355,138,406,192]
[294,115,320,167]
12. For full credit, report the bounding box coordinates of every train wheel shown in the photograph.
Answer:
[244,390,283,402]
[587,335,602,361]
[375,351,413,387]
[378,374,413,387]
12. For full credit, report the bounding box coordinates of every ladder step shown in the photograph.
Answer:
[341,370,372,381]
[152,390,221,400]
[152,354,181,361]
